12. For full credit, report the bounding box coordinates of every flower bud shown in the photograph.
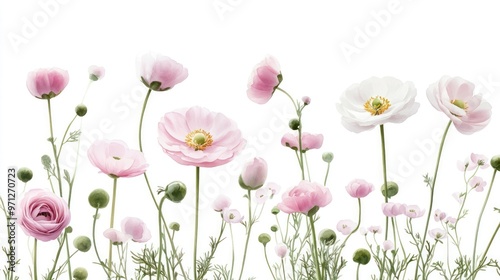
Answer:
[271,206,280,215]
[491,155,500,171]
[319,228,336,246]
[65,226,73,234]
[88,188,110,209]
[169,222,180,231]
[163,181,187,203]
[289,119,300,130]
[302,96,311,105]
[88,65,105,81]
[271,225,278,232]
[322,152,334,163]
[73,267,88,280]
[353,248,371,265]
[73,236,92,252]
[17,167,33,183]
[75,104,88,117]
[381,181,399,198]
[239,158,268,190]
[258,233,271,246]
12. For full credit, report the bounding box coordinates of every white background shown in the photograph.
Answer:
[1,0,500,279]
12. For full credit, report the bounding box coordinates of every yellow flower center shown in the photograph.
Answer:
[364,96,391,116]
[113,156,121,160]
[451,99,468,110]
[185,129,213,151]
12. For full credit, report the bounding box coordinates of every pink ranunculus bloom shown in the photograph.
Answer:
[345,179,374,198]
[17,189,71,242]
[277,181,332,215]
[121,217,151,243]
[281,132,324,152]
[138,52,188,91]
[382,240,394,252]
[88,65,105,81]
[222,208,244,223]
[26,68,69,99]
[336,76,420,133]
[240,157,268,190]
[434,209,446,222]
[469,176,487,192]
[381,202,406,217]
[404,205,425,219]
[336,219,356,235]
[158,106,246,168]
[427,76,492,134]
[471,153,489,169]
[87,140,148,178]
[103,228,131,244]
[275,243,288,258]
[368,225,382,234]
[428,228,447,240]
[212,194,232,212]
[246,56,282,104]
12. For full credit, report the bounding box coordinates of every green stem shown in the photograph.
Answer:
[238,190,253,280]
[57,114,77,160]
[281,259,286,280]
[309,215,322,280]
[414,120,452,280]
[138,88,152,153]
[107,177,118,275]
[157,196,167,280]
[263,245,277,280]
[34,238,38,280]
[356,263,361,280]
[92,207,110,278]
[47,98,63,197]
[323,162,331,186]
[193,166,200,280]
[471,221,500,279]
[65,236,72,280]
[379,124,389,280]
[229,223,235,280]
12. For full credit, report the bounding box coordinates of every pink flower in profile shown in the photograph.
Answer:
[281,132,324,152]
[158,106,246,168]
[428,228,447,240]
[87,140,148,178]
[302,96,311,105]
[471,153,489,169]
[277,181,332,215]
[266,182,281,197]
[17,189,71,242]
[275,243,288,258]
[246,56,282,104]
[223,209,244,223]
[345,179,374,198]
[445,216,457,225]
[434,209,447,222]
[427,76,492,134]
[239,157,268,190]
[336,219,356,235]
[138,52,188,91]
[212,194,232,212]
[383,240,394,252]
[88,65,105,81]
[121,217,151,243]
[381,202,406,217]
[469,176,486,192]
[26,68,69,99]
[103,228,131,244]
[404,205,425,219]
[368,226,382,234]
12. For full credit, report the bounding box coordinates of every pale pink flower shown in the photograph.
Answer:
[255,188,270,204]
[368,225,382,234]
[404,205,425,219]
[302,96,311,105]
[471,153,489,169]
[359,227,368,236]
[212,194,232,212]
[246,56,282,104]
[277,181,332,215]
[381,202,406,217]
[434,209,446,222]
[239,157,268,190]
[223,208,244,223]
[103,228,131,244]
[337,219,356,235]
[121,217,151,243]
[452,192,464,204]
[138,52,188,91]
[428,228,447,240]
[445,216,457,225]
[88,65,105,81]
[266,182,281,197]
[275,243,288,258]
[469,176,486,192]
[87,140,148,178]
[26,68,69,99]
[427,76,492,134]
[17,189,71,242]
[457,157,477,171]
[345,179,374,198]
[158,106,246,168]
[337,76,420,133]
[281,132,324,152]
[382,240,394,252]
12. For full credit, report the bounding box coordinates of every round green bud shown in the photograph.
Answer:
[353,248,371,265]
[73,236,92,252]
[17,167,33,183]
[381,181,399,199]
[164,181,187,203]
[491,155,500,171]
[88,188,110,209]
[169,222,180,231]
[271,225,278,232]
[65,226,73,234]
[75,104,88,117]
[322,152,334,163]
[271,206,280,215]
[289,119,300,130]
[258,233,271,246]
[73,267,88,280]
[319,229,336,246]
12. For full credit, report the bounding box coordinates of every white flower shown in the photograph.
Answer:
[337,77,420,133]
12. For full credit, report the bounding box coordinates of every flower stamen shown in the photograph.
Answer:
[364,96,391,116]
[185,129,213,151]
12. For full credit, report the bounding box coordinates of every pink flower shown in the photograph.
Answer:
[404,205,425,219]
[281,132,324,152]
[452,192,464,204]
[445,216,457,224]
[428,228,447,240]
[138,52,188,91]
[368,225,382,234]
[434,209,446,222]
[255,188,270,204]
[381,202,406,217]
[88,65,105,81]
[121,217,151,243]
[239,157,268,190]
[427,76,492,134]
[275,243,288,258]
[103,228,131,244]
[337,76,420,133]
[223,208,244,223]
[336,219,356,235]
[266,182,281,197]
[158,106,246,168]
[277,181,332,215]
[212,194,232,212]
[471,153,489,169]
[17,189,71,242]
[345,179,374,198]
[302,96,311,105]
[26,68,69,99]
[246,56,282,104]
[382,240,394,252]
[87,140,148,178]
[469,176,486,192]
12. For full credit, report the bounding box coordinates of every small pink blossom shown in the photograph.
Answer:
[266,182,281,197]
[382,240,394,252]
[336,219,356,235]
[434,209,447,222]
[223,209,244,223]
[275,243,288,258]
[281,132,324,152]
[277,181,332,215]
[26,68,69,99]
[103,228,131,244]
[404,205,425,219]
[138,52,188,91]
[345,179,374,198]
[428,228,447,240]
[247,56,282,104]
[213,194,232,212]
[255,188,270,204]
[359,227,368,236]
[88,65,105,81]
[121,217,151,243]
[427,76,492,134]
[469,176,486,192]
[445,216,457,224]
[368,225,382,234]
[381,202,406,217]
[240,157,268,190]
[453,192,464,204]
[471,153,489,169]
[302,96,311,105]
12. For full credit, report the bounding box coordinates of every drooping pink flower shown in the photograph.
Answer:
[336,76,420,133]
[26,68,69,99]
[471,153,489,169]
[428,228,447,240]
[212,194,232,212]
[246,56,282,104]
[336,219,356,235]
[381,202,406,217]
[88,65,105,81]
[222,208,244,223]
[138,52,188,91]
[382,240,394,252]
[158,106,246,168]
[121,217,151,243]
[17,189,71,242]
[368,225,382,234]
[103,228,131,244]
[434,209,446,222]
[345,179,374,198]
[404,205,425,219]
[275,243,288,258]
[469,176,486,192]
[281,132,324,152]
[87,140,148,178]
[277,181,332,215]
[239,157,268,190]
[427,76,492,134]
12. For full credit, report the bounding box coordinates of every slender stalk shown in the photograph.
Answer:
[46,233,68,279]
[107,177,118,275]
[34,238,38,280]
[47,99,63,197]
[263,244,277,280]
[157,196,167,280]
[281,259,286,280]
[309,215,322,280]
[356,263,361,280]
[471,221,500,279]
[324,162,331,186]
[379,124,389,280]
[238,190,253,280]
[229,223,235,280]
[92,207,110,278]
[193,166,200,280]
